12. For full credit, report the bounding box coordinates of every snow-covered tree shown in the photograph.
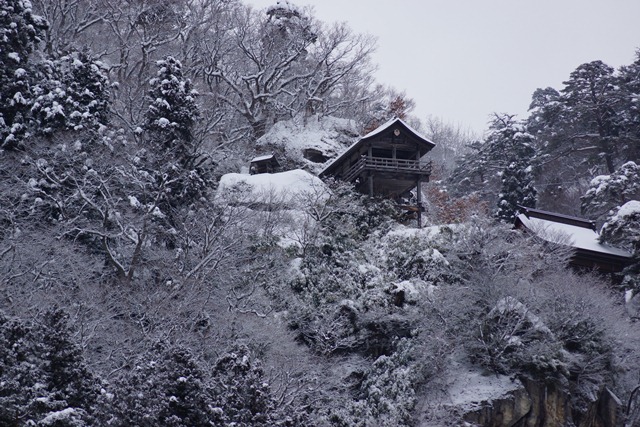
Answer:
[496,160,537,223]
[524,59,640,212]
[0,309,99,425]
[618,51,640,161]
[199,3,376,138]
[560,60,621,174]
[106,343,215,426]
[581,161,640,221]
[31,50,110,135]
[600,200,640,253]
[448,113,537,217]
[145,56,199,154]
[0,0,48,149]
[144,56,209,208]
[600,200,640,292]
[490,116,538,222]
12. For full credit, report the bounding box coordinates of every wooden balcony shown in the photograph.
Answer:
[343,156,432,182]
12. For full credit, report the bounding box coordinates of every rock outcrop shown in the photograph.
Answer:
[462,376,622,427]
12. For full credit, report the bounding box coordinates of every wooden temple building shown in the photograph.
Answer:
[515,206,633,273]
[249,154,280,175]
[319,118,436,224]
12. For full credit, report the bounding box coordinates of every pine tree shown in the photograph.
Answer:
[0,0,48,149]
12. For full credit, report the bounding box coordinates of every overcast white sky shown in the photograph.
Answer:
[245,0,640,135]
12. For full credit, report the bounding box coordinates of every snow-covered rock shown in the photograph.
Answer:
[216,169,328,208]
[256,115,359,174]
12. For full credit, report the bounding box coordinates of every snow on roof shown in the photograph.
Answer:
[217,169,328,206]
[361,117,431,143]
[251,154,276,163]
[516,213,631,258]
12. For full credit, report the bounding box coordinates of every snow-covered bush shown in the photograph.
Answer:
[382,231,455,286]
[327,339,428,427]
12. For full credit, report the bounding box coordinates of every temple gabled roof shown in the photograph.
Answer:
[319,117,436,178]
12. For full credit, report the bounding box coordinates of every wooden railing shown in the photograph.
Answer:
[343,156,432,182]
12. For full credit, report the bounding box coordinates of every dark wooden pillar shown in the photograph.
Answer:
[368,173,374,196]
[416,176,422,228]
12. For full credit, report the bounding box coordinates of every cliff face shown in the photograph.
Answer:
[463,377,623,427]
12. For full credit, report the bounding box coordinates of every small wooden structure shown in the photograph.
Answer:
[514,206,632,273]
[319,118,435,224]
[249,154,280,175]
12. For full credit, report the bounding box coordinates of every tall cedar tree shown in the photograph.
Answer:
[0,310,99,425]
[0,0,48,149]
[492,115,538,222]
[144,56,208,208]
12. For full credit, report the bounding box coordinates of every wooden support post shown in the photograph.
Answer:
[368,173,374,197]
[416,177,422,228]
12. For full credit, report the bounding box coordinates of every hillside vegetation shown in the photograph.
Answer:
[1,0,640,425]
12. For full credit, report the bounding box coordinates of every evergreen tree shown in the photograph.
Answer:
[0,0,48,149]
[561,60,621,174]
[581,161,640,221]
[105,342,215,426]
[496,160,537,223]
[617,52,640,161]
[144,56,209,208]
[31,50,110,135]
[600,201,640,292]
[210,345,281,426]
[600,200,640,253]
[490,115,538,222]
[448,114,537,219]
[145,57,198,155]
[0,309,98,425]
